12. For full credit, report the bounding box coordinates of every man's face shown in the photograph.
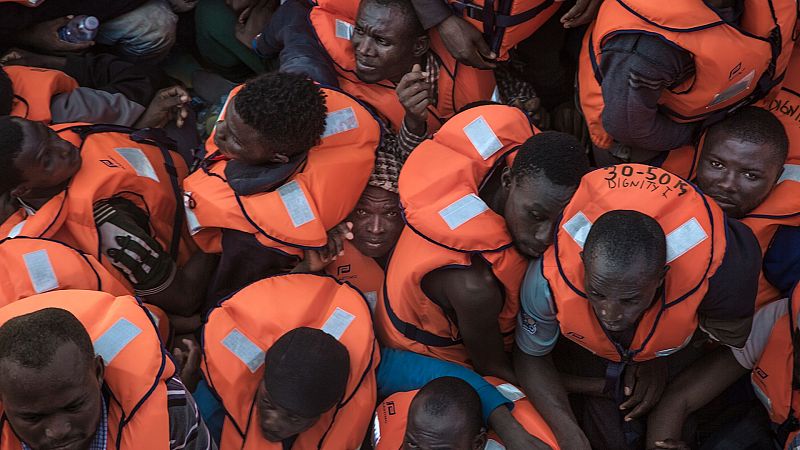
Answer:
[696,137,783,219]
[582,254,665,332]
[0,343,103,450]
[503,172,576,259]
[213,101,276,166]
[402,408,484,450]
[347,186,403,258]
[351,1,423,84]
[11,118,81,199]
[255,380,319,442]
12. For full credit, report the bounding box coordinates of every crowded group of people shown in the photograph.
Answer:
[0,0,798,448]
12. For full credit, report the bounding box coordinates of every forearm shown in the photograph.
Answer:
[462,323,517,384]
[144,252,218,315]
[410,0,452,29]
[563,374,607,397]
[62,53,168,106]
[646,348,747,447]
[514,346,590,449]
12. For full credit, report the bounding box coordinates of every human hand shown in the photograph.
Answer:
[437,15,496,69]
[234,0,276,47]
[168,0,198,13]
[15,16,95,54]
[620,358,669,422]
[172,338,201,392]
[560,0,603,28]
[135,86,191,129]
[552,102,589,145]
[397,64,432,135]
[0,48,66,69]
[292,222,354,272]
[490,406,552,450]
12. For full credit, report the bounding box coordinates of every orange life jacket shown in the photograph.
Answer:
[0,124,191,291]
[309,3,497,133]
[372,377,559,449]
[578,0,797,177]
[0,290,175,450]
[375,105,532,365]
[182,85,379,258]
[0,0,45,6]
[751,48,800,307]
[447,0,561,60]
[201,273,379,450]
[543,164,728,362]
[324,240,384,312]
[0,236,173,344]
[6,66,78,123]
[752,287,800,449]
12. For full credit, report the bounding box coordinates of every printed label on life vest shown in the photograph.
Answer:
[335,19,354,40]
[708,69,755,108]
[322,107,359,138]
[604,165,689,198]
[115,148,159,183]
[463,115,503,160]
[439,193,489,230]
[485,439,506,450]
[6,220,25,239]
[665,217,707,263]
[563,211,592,249]
[222,328,265,373]
[495,383,526,402]
[94,318,142,364]
[321,307,355,340]
[23,249,59,294]
[779,164,800,184]
[278,181,316,227]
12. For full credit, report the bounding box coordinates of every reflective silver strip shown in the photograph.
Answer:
[463,115,503,160]
[322,107,359,138]
[563,211,593,249]
[115,147,159,183]
[666,217,708,263]
[23,249,59,294]
[779,164,800,184]
[654,333,693,357]
[495,383,526,402]
[708,70,755,107]
[438,193,489,230]
[94,318,142,364]
[183,192,202,235]
[484,439,506,450]
[222,328,265,373]
[218,91,234,124]
[370,414,382,448]
[751,380,773,414]
[335,19,354,40]
[364,291,378,313]
[146,309,160,329]
[7,220,26,238]
[321,307,355,340]
[278,181,315,227]
[490,85,502,103]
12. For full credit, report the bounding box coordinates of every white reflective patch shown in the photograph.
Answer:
[94,318,142,364]
[218,91,234,123]
[495,383,526,402]
[23,250,59,294]
[222,328,265,373]
[322,107,359,138]
[371,414,382,448]
[278,181,315,227]
[563,211,593,249]
[484,439,506,450]
[146,309,160,329]
[666,218,708,263]
[491,85,502,103]
[335,19,354,40]
[752,380,772,413]
[321,307,355,340]
[708,70,755,107]
[463,115,503,160]
[364,291,378,312]
[439,194,489,230]
[115,148,159,183]
[7,221,26,238]
[654,333,693,357]
[184,204,202,235]
[779,164,800,184]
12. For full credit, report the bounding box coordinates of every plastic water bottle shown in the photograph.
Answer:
[58,15,99,43]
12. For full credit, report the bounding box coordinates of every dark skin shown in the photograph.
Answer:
[696,137,784,219]
[422,170,576,383]
[515,251,669,450]
[255,378,320,442]
[347,186,403,260]
[0,342,104,450]
[213,99,290,166]
[403,399,486,450]
[351,0,429,85]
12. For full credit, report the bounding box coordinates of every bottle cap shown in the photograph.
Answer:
[84,16,100,30]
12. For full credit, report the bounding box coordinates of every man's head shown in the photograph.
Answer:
[697,106,788,218]
[256,327,350,442]
[0,68,14,116]
[0,308,104,450]
[348,147,405,258]
[403,377,485,450]
[502,131,590,259]
[213,73,328,166]
[581,211,668,332]
[0,116,81,201]
[352,0,428,84]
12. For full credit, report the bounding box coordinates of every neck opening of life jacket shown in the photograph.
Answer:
[543,164,728,363]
